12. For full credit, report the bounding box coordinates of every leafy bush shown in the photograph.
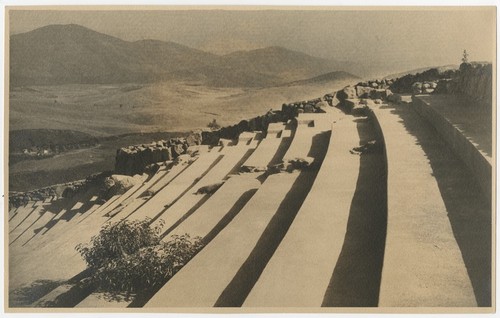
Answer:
[76,219,203,293]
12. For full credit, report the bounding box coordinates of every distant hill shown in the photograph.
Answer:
[198,37,266,55]
[284,70,360,86]
[221,46,345,84]
[10,24,354,87]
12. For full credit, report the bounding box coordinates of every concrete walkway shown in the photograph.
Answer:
[243,117,361,307]
[373,102,479,307]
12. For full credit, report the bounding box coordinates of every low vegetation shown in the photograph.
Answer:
[75,219,204,294]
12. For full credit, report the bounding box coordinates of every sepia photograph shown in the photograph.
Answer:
[3,4,496,313]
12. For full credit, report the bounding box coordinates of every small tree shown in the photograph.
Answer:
[462,49,469,64]
[76,219,203,294]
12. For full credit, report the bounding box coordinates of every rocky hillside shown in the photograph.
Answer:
[10,24,356,87]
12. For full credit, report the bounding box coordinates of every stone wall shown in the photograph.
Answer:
[114,133,202,176]
[412,95,491,201]
[8,172,111,209]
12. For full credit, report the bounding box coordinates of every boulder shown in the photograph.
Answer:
[284,157,315,171]
[186,131,202,146]
[336,86,357,101]
[356,85,373,98]
[175,154,192,164]
[369,89,386,100]
[105,174,142,196]
[195,181,225,195]
[330,92,341,107]
[304,104,315,113]
[171,144,185,157]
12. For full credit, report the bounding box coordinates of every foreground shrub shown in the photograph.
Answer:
[76,219,203,294]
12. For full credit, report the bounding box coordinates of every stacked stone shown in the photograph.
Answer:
[281,98,325,117]
[356,79,393,91]
[411,81,438,94]
[202,110,283,146]
[354,83,388,100]
[114,133,202,176]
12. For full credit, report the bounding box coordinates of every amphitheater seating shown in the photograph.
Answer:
[243,119,360,307]
[124,149,224,222]
[150,134,259,235]
[146,121,328,307]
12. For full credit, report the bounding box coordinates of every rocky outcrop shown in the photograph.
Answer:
[452,62,492,106]
[389,68,458,94]
[114,133,201,176]
[104,174,143,197]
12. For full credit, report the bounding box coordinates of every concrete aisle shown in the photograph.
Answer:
[373,102,480,307]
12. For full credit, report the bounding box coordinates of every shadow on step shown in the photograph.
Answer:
[386,102,492,307]
[322,116,388,307]
[9,279,64,307]
[214,132,330,307]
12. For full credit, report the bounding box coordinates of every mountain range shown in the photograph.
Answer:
[10,24,358,87]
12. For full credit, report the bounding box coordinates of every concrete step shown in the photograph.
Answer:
[243,118,361,307]
[372,102,479,307]
[110,162,195,222]
[167,174,261,240]
[150,142,259,236]
[145,172,303,307]
[75,292,132,308]
[30,284,74,307]
[26,188,101,246]
[9,203,49,245]
[9,204,38,232]
[125,150,224,222]
[145,116,333,308]
[97,176,147,218]
[241,125,290,171]
[282,115,330,163]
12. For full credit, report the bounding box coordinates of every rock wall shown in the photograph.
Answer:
[389,68,458,94]
[114,133,202,176]
[202,109,286,146]
[453,62,492,106]
[8,172,111,209]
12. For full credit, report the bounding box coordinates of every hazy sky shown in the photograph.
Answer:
[9,8,495,76]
